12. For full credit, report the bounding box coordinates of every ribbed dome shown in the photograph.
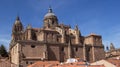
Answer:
[44,13,55,18]
[44,7,56,18]
[43,7,58,28]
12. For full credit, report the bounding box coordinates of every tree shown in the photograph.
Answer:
[0,44,8,57]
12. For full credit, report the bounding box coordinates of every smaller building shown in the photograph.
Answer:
[106,43,120,59]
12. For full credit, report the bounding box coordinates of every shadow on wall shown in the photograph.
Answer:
[48,47,57,61]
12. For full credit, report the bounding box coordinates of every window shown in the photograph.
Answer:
[52,22,54,25]
[57,38,59,42]
[61,47,64,52]
[31,45,35,48]
[75,47,78,52]
[70,33,73,35]
[30,62,33,64]
[26,61,28,64]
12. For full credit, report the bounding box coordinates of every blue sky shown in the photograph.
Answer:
[0,0,120,50]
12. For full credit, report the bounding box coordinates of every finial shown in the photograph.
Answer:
[69,24,71,28]
[106,46,109,51]
[48,6,52,13]
[16,16,20,21]
[110,43,115,50]
[27,24,32,29]
[15,16,21,25]
[16,12,20,20]
[75,24,78,30]
[49,5,51,9]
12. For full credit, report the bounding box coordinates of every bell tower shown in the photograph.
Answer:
[43,7,58,28]
[12,16,24,41]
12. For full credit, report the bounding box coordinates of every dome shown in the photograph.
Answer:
[44,7,56,18]
[44,13,55,18]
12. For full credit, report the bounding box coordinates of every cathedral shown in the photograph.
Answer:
[9,7,105,67]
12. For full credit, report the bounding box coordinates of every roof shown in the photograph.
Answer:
[91,59,120,67]
[44,12,56,18]
[85,33,101,38]
[27,60,104,67]
[27,61,59,67]
[107,59,120,66]
[89,33,101,36]
[32,28,40,31]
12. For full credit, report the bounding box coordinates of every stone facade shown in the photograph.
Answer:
[9,7,105,67]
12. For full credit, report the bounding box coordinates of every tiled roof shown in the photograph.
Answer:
[27,61,59,67]
[27,61,104,67]
[107,59,120,67]
[91,59,120,67]
[53,65,104,67]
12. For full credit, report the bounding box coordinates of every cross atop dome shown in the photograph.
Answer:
[48,6,53,13]
[44,6,56,18]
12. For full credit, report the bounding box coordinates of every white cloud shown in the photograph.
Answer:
[0,39,10,44]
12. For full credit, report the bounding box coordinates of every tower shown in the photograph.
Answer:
[84,33,105,62]
[74,25,81,44]
[12,16,23,41]
[43,7,58,28]
[26,24,32,40]
[10,16,24,67]
[110,43,115,51]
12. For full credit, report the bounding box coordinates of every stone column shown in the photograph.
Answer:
[68,36,72,58]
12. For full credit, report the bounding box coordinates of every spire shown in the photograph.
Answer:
[48,6,53,13]
[106,46,109,51]
[16,16,20,21]
[12,16,24,41]
[68,24,71,28]
[110,43,115,51]
[75,24,81,36]
[15,16,21,25]
[75,24,79,30]
[12,16,23,33]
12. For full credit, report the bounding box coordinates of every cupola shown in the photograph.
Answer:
[43,7,58,28]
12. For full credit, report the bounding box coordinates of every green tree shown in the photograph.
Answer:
[0,44,8,57]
